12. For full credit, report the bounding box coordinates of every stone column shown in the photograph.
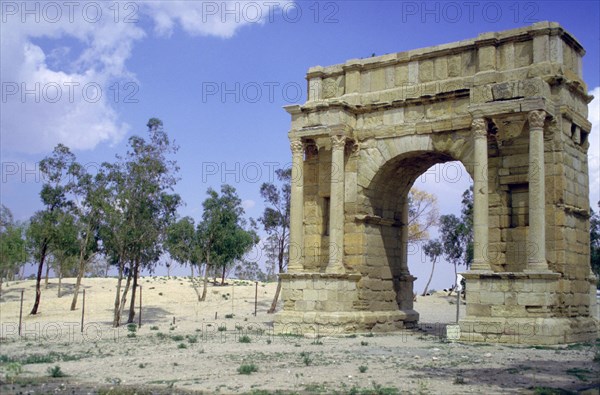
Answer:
[527,110,549,271]
[327,135,346,273]
[288,138,304,272]
[399,198,410,275]
[471,118,490,271]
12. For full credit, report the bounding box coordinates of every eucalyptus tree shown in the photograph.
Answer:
[27,144,79,315]
[165,216,202,300]
[0,206,27,294]
[421,239,442,296]
[408,188,439,242]
[48,210,79,298]
[196,185,258,300]
[104,118,180,326]
[69,166,107,310]
[438,187,474,294]
[258,168,290,313]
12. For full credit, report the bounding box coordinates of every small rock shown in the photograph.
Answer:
[414,355,420,359]
[432,356,439,361]
[484,353,492,358]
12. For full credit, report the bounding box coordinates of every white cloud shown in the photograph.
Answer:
[144,1,292,38]
[588,87,600,208]
[1,2,143,153]
[1,1,291,154]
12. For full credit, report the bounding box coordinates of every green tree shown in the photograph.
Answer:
[28,144,79,315]
[438,214,468,292]
[421,239,442,296]
[233,259,267,282]
[104,118,180,326]
[0,206,27,295]
[69,166,106,310]
[165,216,202,300]
[437,186,473,294]
[196,185,258,300]
[258,168,291,313]
[48,211,79,298]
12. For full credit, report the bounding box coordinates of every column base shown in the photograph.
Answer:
[274,310,419,335]
[325,264,345,274]
[460,271,599,344]
[274,272,419,335]
[459,316,598,345]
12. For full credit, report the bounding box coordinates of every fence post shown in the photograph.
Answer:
[254,282,258,316]
[81,289,86,332]
[139,285,142,328]
[18,290,24,336]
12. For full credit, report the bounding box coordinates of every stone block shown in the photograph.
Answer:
[467,303,492,317]
[480,291,505,305]
[517,293,548,306]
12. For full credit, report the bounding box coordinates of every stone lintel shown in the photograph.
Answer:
[461,271,561,281]
[469,98,555,120]
[560,106,593,131]
[280,272,362,282]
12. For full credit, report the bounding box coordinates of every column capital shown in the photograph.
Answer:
[472,118,487,138]
[331,134,347,149]
[290,138,304,155]
[528,110,546,129]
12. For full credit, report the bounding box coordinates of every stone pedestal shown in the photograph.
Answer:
[459,272,598,344]
[274,273,419,335]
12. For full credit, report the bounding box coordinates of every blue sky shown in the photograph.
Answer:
[1,1,599,291]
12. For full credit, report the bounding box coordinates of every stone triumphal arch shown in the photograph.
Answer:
[274,22,598,344]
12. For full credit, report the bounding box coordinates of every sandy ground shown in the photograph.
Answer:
[0,276,598,395]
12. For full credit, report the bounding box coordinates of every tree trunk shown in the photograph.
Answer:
[200,262,209,302]
[267,277,282,314]
[220,265,226,286]
[30,242,48,315]
[116,264,133,326]
[190,264,201,301]
[112,260,125,327]
[58,272,62,298]
[448,262,458,296]
[71,232,91,310]
[44,261,50,289]
[127,259,140,324]
[421,258,437,296]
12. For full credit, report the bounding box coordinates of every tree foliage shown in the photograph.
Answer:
[421,239,442,296]
[196,185,258,300]
[28,144,79,314]
[0,205,27,293]
[258,168,291,313]
[101,118,181,326]
[438,186,473,290]
[408,188,439,242]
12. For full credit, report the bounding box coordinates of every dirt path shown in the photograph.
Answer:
[0,277,598,394]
